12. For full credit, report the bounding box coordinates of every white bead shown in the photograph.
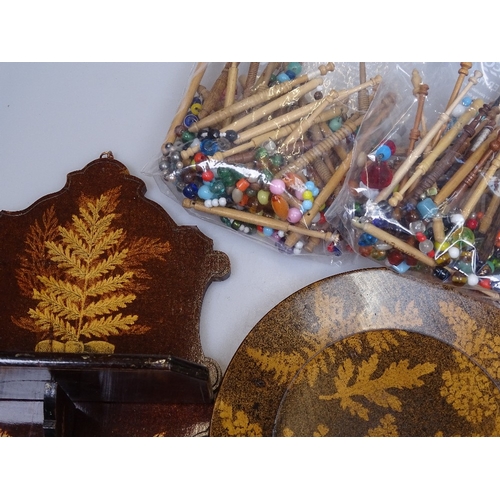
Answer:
[278,230,285,238]
[451,103,467,118]
[204,199,212,208]
[448,246,460,259]
[211,198,219,207]
[450,213,465,226]
[219,197,227,207]
[295,241,304,249]
[293,247,302,255]
[467,274,479,287]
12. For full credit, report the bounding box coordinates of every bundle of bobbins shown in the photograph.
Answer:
[335,62,500,301]
[157,62,382,257]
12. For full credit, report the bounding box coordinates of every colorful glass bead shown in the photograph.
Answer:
[387,249,404,266]
[201,170,214,182]
[182,182,199,199]
[416,198,438,218]
[200,139,219,156]
[287,207,302,223]
[257,189,270,206]
[271,194,289,220]
[287,62,302,75]
[197,184,214,200]
[190,102,202,115]
[375,144,392,161]
[433,267,451,281]
[183,114,198,128]
[269,179,286,195]
[328,116,343,132]
[224,130,238,142]
[360,161,393,190]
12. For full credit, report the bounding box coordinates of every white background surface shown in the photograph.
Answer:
[0,62,376,374]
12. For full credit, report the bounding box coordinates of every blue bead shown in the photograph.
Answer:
[305,181,316,191]
[416,198,438,218]
[375,144,392,161]
[276,72,290,83]
[200,139,219,156]
[358,232,377,246]
[390,260,411,274]
[285,70,296,79]
[197,184,214,200]
[302,200,313,211]
[462,96,472,107]
[262,227,274,237]
[183,113,198,128]
[183,182,199,199]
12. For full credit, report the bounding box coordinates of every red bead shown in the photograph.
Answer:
[479,278,492,289]
[194,152,208,163]
[465,218,479,230]
[405,255,418,266]
[385,140,397,155]
[387,249,404,266]
[415,232,426,242]
[360,161,393,190]
[201,170,214,182]
[358,245,373,257]
[427,249,435,258]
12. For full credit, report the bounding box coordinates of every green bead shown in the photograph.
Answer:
[270,154,284,167]
[257,189,270,205]
[231,220,242,231]
[328,116,343,132]
[254,147,269,160]
[220,217,232,227]
[181,131,196,143]
[287,62,302,76]
[246,187,257,198]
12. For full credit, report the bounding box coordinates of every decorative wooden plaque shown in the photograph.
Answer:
[0,152,230,436]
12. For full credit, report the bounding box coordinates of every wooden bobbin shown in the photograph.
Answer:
[430,63,473,150]
[222,63,239,128]
[162,62,208,150]
[197,63,234,121]
[434,129,500,206]
[181,199,339,242]
[242,62,260,98]
[405,99,486,207]
[375,70,482,204]
[274,114,364,178]
[351,218,437,268]
[357,62,370,113]
[478,191,500,234]
[407,81,429,155]
[461,152,500,220]
[187,62,335,134]
[280,75,382,151]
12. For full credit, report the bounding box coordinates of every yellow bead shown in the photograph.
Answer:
[190,103,202,115]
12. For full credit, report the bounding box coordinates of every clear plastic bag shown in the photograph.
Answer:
[143,62,391,260]
[325,62,500,301]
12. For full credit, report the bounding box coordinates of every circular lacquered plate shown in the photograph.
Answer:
[210,268,500,437]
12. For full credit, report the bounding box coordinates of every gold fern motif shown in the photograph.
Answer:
[13,187,171,353]
[217,401,263,436]
[439,301,500,380]
[367,413,399,436]
[441,350,499,425]
[0,428,11,437]
[319,354,436,421]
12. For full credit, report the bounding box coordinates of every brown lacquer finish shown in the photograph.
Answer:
[0,153,230,436]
